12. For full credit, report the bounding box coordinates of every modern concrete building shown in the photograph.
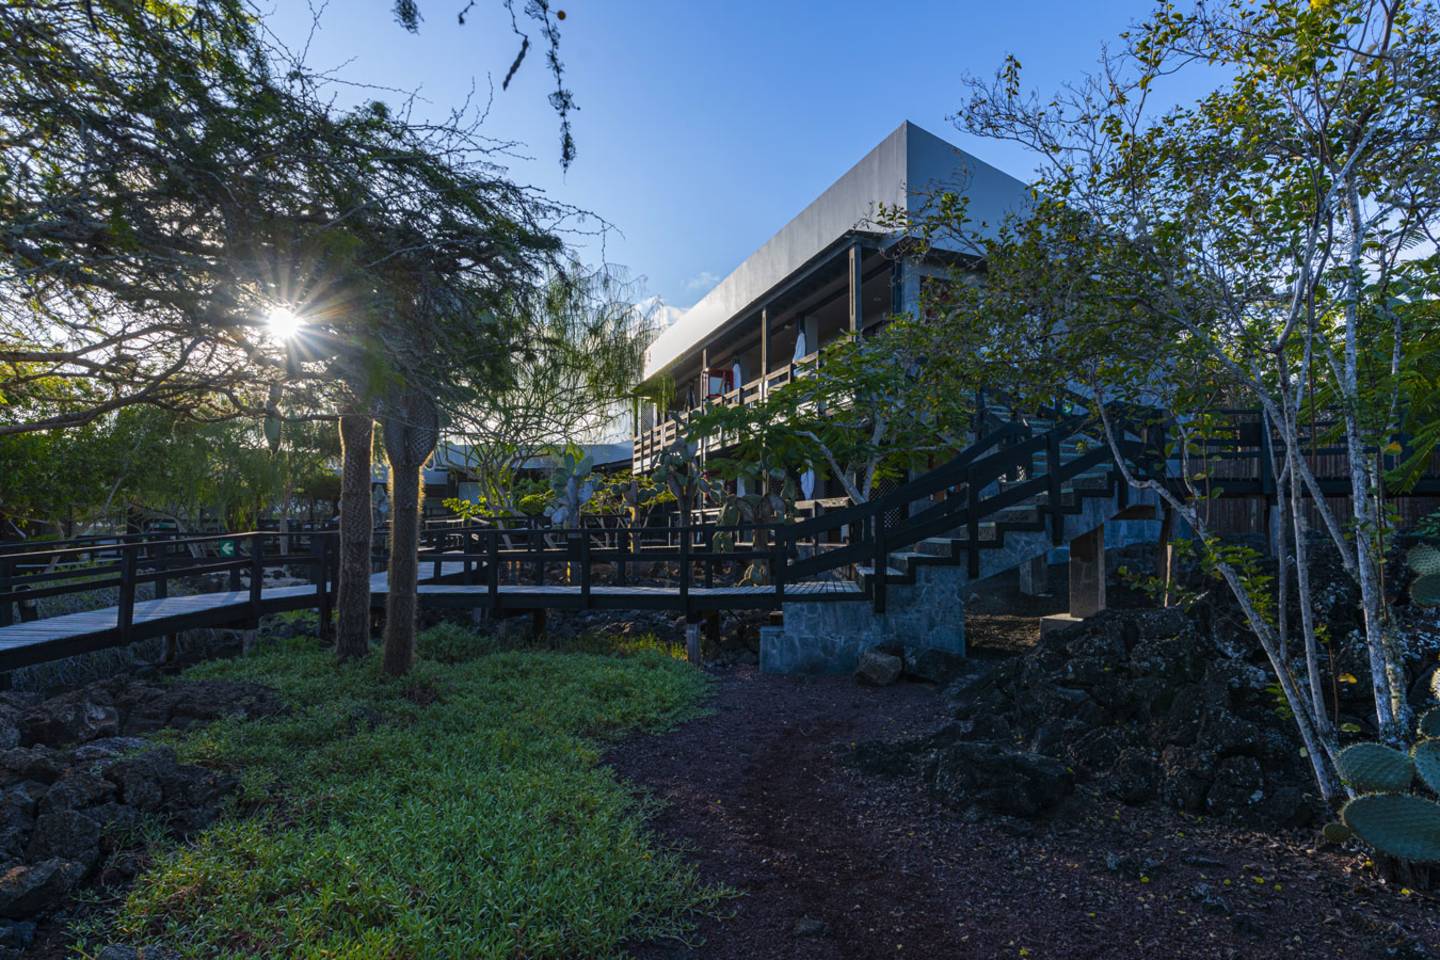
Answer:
[632,121,1030,474]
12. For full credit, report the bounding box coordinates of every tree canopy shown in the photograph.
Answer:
[0,0,568,438]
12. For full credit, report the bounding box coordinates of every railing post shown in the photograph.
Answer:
[118,543,137,642]
[772,525,786,604]
[617,528,629,586]
[154,533,169,601]
[678,524,691,613]
[0,557,13,628]
[249,533,264,618]
[228,539,242,592]
[1046,431,1064,546]
[873,511,888,614]
[704,524,714,588]
[316,535,333,641]
[964,465,981,578]
[462,518,474,585]
[579,532,591,607]
[487,530,500,611]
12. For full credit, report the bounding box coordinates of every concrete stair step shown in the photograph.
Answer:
[916,537,960,558]
[887,550,934,572]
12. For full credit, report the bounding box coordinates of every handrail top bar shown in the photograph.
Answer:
[0,529,343,563]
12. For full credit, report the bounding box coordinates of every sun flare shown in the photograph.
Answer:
[266,305,305,340]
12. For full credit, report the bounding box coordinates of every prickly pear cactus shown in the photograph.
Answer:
[1412,573,1440,608]
[1342,793,1440,864]
[1420,707,1440,739]
[1321,820,1353,843]
[1408,543,1440,577]
[1415,740,1440,795]
[1336,742,1416,793]
[545,448,596,528]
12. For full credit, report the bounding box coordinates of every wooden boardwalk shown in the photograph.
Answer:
[0,560,860,671]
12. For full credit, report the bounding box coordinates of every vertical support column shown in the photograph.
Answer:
[698,346,709,466]
[1069,526,1107,619]
[759,307,769,396]
[1157,500,1175,607]
[1018,555,1049,596]
[890,257,905,315]
[686,615,702,665]
[847,240,863,335]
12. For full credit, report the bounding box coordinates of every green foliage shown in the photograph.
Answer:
[95,637,722,957]
[1416,509,1440,543]
[1336,742,1416,793]
[414,622,496,664]
[684,322,973,506]
[518,489,554,517]
[1341,794,1440,864]
[0,407,339,533]
[587,472,671,521]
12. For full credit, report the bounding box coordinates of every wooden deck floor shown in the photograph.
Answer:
[0,562,861,671]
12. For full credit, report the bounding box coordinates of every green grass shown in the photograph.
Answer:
[83,627,722,959]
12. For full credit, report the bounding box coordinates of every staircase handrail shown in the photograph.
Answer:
[777,406,1156,587]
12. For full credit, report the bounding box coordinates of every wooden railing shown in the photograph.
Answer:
[0,530,337,636]
[634,351,822,466]
[8,404,1435,635]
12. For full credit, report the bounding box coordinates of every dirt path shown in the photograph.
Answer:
[609,665,1440,960]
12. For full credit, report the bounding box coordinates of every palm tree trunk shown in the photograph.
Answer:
[336,413,373,660]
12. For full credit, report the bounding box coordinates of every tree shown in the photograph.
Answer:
[919,0,1440,804]
[390,0,576,169]
[2,2,570,671]
[449,265,654,519]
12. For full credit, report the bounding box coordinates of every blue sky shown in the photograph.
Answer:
[262,2,1205,311]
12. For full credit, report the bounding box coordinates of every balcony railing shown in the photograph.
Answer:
[634,351,821,467]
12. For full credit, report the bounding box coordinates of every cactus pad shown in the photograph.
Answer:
[1412,574,1440,607]
[1408,543,1440,577]
[1415,740,1440,794]
[1343,793,1440,863]
[1336,742,1415,792]
[1420,707,1440,739]
[1321,821,1352,843]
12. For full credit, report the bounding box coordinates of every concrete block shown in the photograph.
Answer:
[1039,613,1085,639]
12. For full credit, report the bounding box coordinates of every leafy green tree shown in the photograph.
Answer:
[917,0,1440,801]
[2,2,570,673]
[447,266,654,519]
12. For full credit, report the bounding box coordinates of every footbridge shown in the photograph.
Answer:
[3,405,1429,673]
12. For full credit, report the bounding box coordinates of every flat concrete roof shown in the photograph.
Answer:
[643,121,1030,380]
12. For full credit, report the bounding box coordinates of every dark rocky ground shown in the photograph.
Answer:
[0,678,285,958]
[610,573,1440,960]
[8,548,1440,958]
